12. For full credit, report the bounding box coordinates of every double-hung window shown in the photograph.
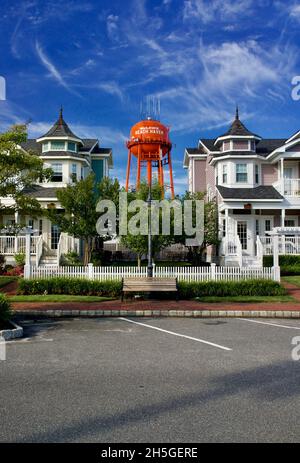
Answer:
[255,165,259,184]
[222,165,228,184]
[236,164,248,183]
[71,164,77,182]
[51,163,63,182]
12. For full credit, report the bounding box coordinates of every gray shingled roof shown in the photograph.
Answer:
[217,185,283,200]
[23,186,60,199]
[20,139,99,156]
[186,148,205,155]
[196,138,287,158]
[218,109,261,139]
[40,109,81,140]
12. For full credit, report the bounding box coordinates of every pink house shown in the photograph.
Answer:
[184,109,300,266]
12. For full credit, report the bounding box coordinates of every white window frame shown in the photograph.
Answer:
[236,163,248,183]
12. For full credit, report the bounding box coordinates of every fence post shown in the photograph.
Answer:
[24,229,31,279]
[273,266,281,283]
[88,263,94,280]
[211,263,216,281]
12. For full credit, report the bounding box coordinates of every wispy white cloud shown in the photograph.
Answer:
[183,0,254,23]
[106,14,121,43]
[289,3,300,21]
[35,41,81,97]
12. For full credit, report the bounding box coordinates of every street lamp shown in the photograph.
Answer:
[147,185,153,278]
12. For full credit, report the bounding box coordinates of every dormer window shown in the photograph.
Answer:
[51,141,66,151]
[232,140,249,150]
[68,142,77,152]
[223,141,230,151]
[42,142,49,152]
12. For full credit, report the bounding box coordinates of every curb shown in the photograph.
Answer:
[14,309,300,319]
[0,321,23,340]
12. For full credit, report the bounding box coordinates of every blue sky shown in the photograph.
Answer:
[1,0,300,193]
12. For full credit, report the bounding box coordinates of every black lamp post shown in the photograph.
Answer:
[147,185,153,278]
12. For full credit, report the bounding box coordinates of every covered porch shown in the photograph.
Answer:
[219,206,300,267]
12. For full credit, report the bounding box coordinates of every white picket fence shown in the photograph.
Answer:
[28,264,279,282]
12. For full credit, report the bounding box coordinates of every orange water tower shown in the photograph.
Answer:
[125,118,175,198]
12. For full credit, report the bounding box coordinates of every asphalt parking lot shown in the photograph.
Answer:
[1,316,300,443]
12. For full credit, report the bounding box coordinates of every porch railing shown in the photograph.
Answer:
[220,235,243,267]
[260,236,300,255]
[0,236,39,255]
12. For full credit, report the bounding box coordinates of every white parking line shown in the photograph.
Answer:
[238,318,300,330]
[119,318,232,351]
[6,338,54,344]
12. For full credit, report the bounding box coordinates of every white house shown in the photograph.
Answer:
[184,109,300,267]
[0,109,113,265]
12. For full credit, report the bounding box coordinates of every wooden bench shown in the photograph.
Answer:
[122,277,178,301]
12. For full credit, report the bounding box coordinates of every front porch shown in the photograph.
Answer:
[0,232,80,266]
[219,208,300,267]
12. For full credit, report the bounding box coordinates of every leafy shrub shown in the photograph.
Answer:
[14,253,25,267]
[177,279,286,298]
[62,252,82,266]
[17,277,285,299]
[0,293,12,322]
[18,278,122,298]
[6,265,24,276]
[264,255,300,275]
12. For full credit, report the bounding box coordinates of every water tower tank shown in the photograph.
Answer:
[126,118,174,198]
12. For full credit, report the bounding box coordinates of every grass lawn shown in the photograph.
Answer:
[0,276,18,289]
[282,276,300,287]
[196,295,295,304]
[9,295,113,303]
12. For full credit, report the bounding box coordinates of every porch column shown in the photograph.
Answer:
[273,235,281,282]
[281,209,286,228]
[225,208,229,240]
[281,209,286,255]
[14,211,19,253]
[281,158,284,194]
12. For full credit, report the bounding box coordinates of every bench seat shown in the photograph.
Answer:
[122,277,178,300]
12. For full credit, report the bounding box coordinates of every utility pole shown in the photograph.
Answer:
[147,185,153,278]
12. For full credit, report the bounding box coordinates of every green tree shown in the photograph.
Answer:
[176,191,219,264]
[0,124,51,220]
[121,182,174,267]
[47,175,120,265]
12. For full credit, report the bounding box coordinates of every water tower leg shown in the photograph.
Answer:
[168,151,175,199]
[147,160,152,187]
[125,150,132,191]
[136,145,141,190]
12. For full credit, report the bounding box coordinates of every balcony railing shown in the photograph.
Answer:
[284,179,300,197]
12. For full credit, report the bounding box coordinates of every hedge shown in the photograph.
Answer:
[18,278,122,298]
[0,293,12,322]
[264,255,300,276]
[18,278,285,298]
[177,280,285,298]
